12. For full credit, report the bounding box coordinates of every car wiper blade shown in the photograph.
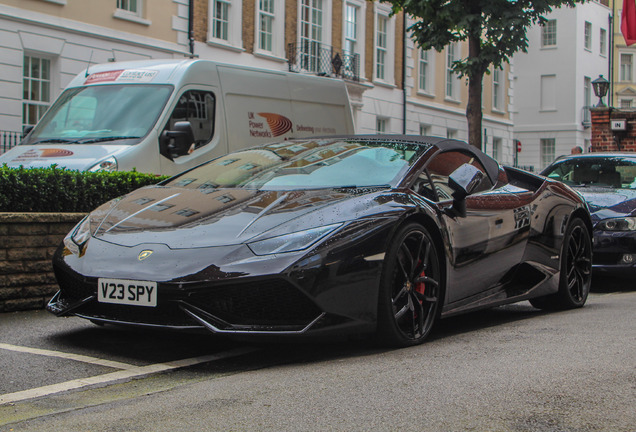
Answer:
[76,136,141,144]
[29,138,80,145]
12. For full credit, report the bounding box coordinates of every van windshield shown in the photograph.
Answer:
[23,84,173,145]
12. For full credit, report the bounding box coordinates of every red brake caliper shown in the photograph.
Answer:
[415,263,426,299]
[416,272,426,296]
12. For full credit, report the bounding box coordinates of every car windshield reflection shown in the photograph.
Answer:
[166,139,429,191]
[543,157,636,189]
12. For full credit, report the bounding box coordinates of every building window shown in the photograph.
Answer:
[212,0,230,40]
[258,0,274,51]
[376,16,387,80]
[341,1,365,78]
[621,53,633,82]
[583,76,591,126]
[344,4,357,55]
[600,28,607,56]
[620,98,633,108]
[419,50,430,93]
[584,21,592,51]
[420,124,430,136]
[117,0,139,15]
[446,128,457,139]
[541,20,557,47]
[255,0,283,56]
[23,55,51,129]
[299,0,324,73]
[540,138,556,169]
[376,117,387,133]
[493,67,504,111]
[373,5,394,84]
[208,0,242,48]
[492,137,502,161]
[446,43,459,100]
[584,76,591,108]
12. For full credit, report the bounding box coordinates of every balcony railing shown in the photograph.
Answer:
[1,130,23,155]
[287,42,360,82]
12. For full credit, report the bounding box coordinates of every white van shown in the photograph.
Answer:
[0,59,355,175]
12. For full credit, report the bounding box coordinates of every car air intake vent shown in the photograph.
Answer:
[54,268,96,301]
[189,278,321,326]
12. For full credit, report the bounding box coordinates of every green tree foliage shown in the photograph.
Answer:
[0,165,169,212]
[382,0,585,150]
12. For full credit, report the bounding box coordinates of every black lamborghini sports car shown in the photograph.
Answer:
[48,136,593,346]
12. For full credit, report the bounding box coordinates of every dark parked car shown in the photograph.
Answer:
[48,136,592,347]
[542,153,636,275]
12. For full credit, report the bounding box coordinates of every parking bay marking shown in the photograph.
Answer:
[0,345,258,405]
[0,343,137,370]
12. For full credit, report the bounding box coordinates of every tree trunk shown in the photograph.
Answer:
[466,34,484,151]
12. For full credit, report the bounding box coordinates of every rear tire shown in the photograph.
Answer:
[377,223,442,347]
[530,217,592,310]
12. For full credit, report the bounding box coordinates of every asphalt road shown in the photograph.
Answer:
[0,277,634,432]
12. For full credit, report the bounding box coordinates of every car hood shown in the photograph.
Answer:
[574,187,636,222]
[88,185,394,248]
[0,144,126,170]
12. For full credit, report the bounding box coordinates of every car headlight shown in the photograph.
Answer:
[88,156,118,172]
[247,223,342,256]
[63,216,91,255]
[597,217,636,231]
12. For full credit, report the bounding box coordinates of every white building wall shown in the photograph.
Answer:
[0,3,189,133]
[513,2,610,171]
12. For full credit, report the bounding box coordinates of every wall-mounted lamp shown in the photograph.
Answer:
[592,75,610,107]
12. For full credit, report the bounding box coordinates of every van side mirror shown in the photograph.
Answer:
[448,163,484,217]
[160,121,195,160]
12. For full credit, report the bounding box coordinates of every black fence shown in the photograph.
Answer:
[1,130,23,154]
[287,42,359,82]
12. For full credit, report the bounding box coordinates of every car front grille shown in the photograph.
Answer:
[187,278,322,326]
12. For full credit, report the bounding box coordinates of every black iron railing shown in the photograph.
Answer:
[287,42,360,82]
[1,130,23,155]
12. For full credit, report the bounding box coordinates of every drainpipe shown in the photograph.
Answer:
[188,0,195,57]
[609,7,614,106]
[402,13,407,134]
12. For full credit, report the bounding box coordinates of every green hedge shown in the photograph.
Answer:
[0,165,170,212]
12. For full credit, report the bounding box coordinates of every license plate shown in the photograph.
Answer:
[98,278,157,307]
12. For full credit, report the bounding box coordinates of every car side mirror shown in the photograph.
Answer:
[160,121,195,160]
[448,163,484,217]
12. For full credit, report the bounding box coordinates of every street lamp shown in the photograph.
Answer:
[592,75,610,107]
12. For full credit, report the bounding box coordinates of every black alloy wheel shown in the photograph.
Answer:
[377,223,442,347]
[530,217,592,310]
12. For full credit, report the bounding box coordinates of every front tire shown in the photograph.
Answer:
[377,223,442,347]
[530,217,592,310]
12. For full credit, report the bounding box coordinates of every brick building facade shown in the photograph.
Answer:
[591,108,636,152]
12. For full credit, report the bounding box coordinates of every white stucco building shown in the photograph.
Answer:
[1,0,519,164]
[513,0,611,171]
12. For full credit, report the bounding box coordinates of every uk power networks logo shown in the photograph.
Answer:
[248,112,293,138]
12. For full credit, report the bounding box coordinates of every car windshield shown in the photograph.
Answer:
[23,84,173,145]
[165,139,428,190]
[542,156,636,189]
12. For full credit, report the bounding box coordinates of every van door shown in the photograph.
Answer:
[159,86,227,176]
